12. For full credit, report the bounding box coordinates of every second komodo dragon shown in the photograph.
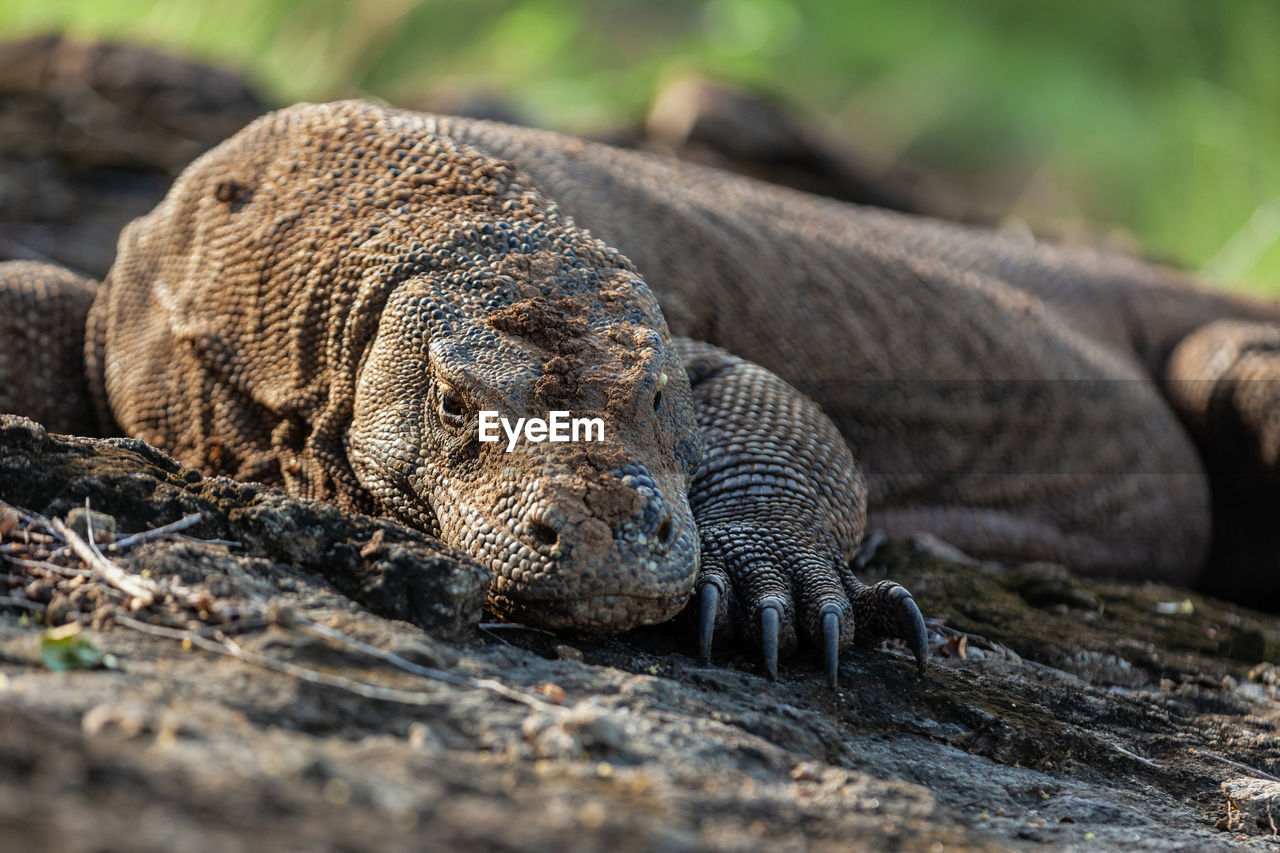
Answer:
[3,101,1279,682]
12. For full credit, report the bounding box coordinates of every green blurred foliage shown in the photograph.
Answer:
[2,0,1278,290]
[40,628,117,670]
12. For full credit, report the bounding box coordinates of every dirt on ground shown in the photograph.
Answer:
[1,413,1278,852]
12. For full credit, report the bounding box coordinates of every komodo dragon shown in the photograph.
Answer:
[2,101,1279,682]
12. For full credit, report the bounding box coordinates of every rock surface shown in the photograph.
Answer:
[2,414,1279,851]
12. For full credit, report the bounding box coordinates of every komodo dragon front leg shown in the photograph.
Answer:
[677,338,926,683]
[1163,320,1280,602]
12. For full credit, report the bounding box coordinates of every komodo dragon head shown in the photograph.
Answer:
[89,101,704,631]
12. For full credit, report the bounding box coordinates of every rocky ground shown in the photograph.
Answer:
[2,413,1279,852]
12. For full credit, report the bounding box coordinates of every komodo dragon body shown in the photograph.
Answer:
[3,101,1279,679]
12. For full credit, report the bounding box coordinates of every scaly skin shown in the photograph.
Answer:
[680,339,925,681]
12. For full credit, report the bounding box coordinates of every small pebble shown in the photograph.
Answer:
[66,507,117,543]
[554,644,584,662]
[45,594,78,626]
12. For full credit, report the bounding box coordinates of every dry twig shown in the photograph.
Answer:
[1193,748,1280,784]
[1,554,95,578]
[0,595,45,612]
[50,518,158,608]
[105,513,204,551]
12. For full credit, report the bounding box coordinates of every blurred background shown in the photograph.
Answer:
[2,0,1278,291]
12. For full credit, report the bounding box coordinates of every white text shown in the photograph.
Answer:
[478,411,605,452]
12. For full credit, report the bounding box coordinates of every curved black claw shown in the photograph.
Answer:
[760,603,781,681]
[698,581,720,664]
[821,605,841,688]
[889,585,929,676]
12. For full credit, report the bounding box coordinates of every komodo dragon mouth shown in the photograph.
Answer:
[455,454,702,633]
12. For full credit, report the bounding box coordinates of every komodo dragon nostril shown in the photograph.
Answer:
[657,515,674,545]
[530,521,559,548]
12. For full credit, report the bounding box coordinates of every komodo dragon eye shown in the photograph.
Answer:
[437,386,468,427]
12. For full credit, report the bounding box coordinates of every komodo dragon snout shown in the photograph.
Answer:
[348,272,705,633]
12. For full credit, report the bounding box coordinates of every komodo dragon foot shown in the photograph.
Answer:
[678,339,928,685]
